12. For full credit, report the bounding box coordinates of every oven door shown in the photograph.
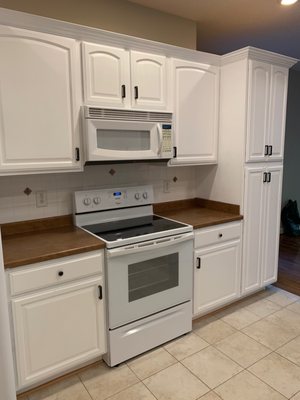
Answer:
[106,232,193,329]
[85,119,164,161]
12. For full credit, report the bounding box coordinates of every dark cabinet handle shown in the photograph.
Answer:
[218,233,223,238]
[75,147,80,162]
[58,271,64,277]
[264,145,269,156]
[268,145,273,156]
[98,285,103,300]
[121,84,126,98]
[134,86,139,99]
[173,146,177,158]
[196,257,201,269]
[267,172,271,183]
[263,172,268,183]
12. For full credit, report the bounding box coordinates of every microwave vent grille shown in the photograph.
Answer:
[85,107,172,122]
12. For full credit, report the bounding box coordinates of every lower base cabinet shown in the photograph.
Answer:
[7,251,106,390]
[193,221,242,317]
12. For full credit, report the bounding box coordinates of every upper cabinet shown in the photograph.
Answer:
[169,59,219,166]
[82,43,169,111]
[0,25,82,175]
[246,60,289,163]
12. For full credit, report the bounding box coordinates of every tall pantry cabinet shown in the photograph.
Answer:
[198,48,297,296]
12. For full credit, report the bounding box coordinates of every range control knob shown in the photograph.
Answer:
[93,197,101,205]
[142,192,148,200]
[83,198,92,206]
[135,193,141,200]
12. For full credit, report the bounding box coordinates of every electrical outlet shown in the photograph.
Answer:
[163,180,171,193]
[36,191,48,207]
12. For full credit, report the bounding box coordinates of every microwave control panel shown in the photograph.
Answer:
[161,124,172,156]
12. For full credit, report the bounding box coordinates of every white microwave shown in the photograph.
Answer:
[83,107,173,162]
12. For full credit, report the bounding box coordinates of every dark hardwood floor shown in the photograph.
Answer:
[275,234,300,296]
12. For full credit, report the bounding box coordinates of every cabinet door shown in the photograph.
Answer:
[268,66,288,162]
[130,51,168,110]
[246,61,271,162]
[12,276,106,389]
[262,166,283,286]
[242,167,266,294]
[194,241,241,316]
[170,59,219,165]
[0,26,81,174]
[82,42,130,108]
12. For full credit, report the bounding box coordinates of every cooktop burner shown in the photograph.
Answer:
[83,215,185,242]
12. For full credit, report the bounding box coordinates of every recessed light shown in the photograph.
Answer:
[281,0,298,5]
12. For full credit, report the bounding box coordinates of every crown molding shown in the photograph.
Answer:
[221,46,298,68]
[0,7,221,66]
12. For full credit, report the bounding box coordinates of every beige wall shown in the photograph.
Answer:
[0,0,197,49]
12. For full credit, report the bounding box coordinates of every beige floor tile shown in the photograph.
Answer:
[28,375,90,400]
[164,333,209,360]
[127,347,176,380]
[79,362,138,400]
[106,382,156,400]
[215,331,271,368]
[266,309,300,336]
[198,391,222,400]
[276,335,300,366]
[143,363,209,400]
[291,392,300,400]
[182,346,242,389]
[249,352,300,398]
[287,301,300,315]
[193,318,236,344]
[245,298,282,317]
[264,287,299,307]
[215,370,286,400]
[242,318,297,350]
[220,307,261,330]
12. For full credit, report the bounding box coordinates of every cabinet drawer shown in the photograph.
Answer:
[194,222,241,248]
[8,251,103,296]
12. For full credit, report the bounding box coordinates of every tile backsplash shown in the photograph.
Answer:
[0,164,197,223]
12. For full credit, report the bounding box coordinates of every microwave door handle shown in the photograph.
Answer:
[107,232,194,258]
[157,125,163,155]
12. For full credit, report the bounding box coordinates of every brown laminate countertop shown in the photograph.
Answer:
[154,198,243,229]
[1,215,105,269]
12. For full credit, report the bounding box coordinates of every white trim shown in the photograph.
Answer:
[222,46,298,68]
[0,7,220,66]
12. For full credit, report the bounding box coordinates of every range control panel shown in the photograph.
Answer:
[74,185,154,214]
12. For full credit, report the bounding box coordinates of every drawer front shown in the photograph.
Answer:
[194,221,241,248]
[8,251,103,296]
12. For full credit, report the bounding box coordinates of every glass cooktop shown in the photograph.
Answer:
[82,215,186,242]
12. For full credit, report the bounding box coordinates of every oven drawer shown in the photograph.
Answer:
[104,301,192,366]
[194,221,242,249]
[8,251,103,296]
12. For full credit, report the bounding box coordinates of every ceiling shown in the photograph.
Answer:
[128,0,300,61]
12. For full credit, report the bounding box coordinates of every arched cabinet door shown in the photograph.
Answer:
[82,42,130,108]
[130,51,168,110]
[0,25,81,174]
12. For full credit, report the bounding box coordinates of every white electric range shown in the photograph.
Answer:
[73,185,194,366]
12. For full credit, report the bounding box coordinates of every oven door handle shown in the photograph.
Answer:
[107,232,194,257]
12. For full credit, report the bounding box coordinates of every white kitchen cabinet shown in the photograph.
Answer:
[242,165,283,294]
[169,59,219,166]
[82,43,169,110]
[193,222,242,316]
[7,251,106,390]
[246,60,288,163]
[0,25,82,174]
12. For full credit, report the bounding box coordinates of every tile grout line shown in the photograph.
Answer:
[76,373,95,400]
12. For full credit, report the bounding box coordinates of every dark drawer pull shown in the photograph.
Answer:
[58,271,64,277]
[121,84,126,98]
[134,86,139,99]
[98,285,103,300]
[218,233,223,238]
[196,257,201,269]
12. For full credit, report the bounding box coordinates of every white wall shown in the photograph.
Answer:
[282,70,300,207]
[0,164,197,223]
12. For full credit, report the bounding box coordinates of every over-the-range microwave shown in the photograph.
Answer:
[83,107,173,163]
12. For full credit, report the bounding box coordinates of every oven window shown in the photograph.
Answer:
[128,253,179,302]
[97,129,150,151]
